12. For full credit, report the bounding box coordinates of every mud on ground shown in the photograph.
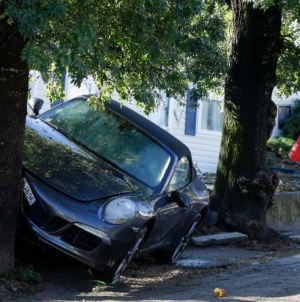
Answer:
[1,231,299,302]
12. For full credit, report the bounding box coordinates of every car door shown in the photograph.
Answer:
[143,157,192,248]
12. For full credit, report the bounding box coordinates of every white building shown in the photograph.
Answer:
[29,71,300,173]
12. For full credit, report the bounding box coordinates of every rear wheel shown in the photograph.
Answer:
[153,214,201,264]
[89,228,147,284]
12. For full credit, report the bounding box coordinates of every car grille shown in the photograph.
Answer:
[23,193,102,252]
[62,225,102,252]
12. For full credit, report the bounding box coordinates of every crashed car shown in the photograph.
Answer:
[21,95,210,283]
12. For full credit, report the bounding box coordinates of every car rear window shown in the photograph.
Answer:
[40,99,171,188]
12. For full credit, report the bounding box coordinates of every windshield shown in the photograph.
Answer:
[40,99,171,188]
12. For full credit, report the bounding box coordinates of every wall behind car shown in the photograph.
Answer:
[29,71,300,173]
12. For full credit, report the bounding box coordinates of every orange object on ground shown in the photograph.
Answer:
[289,136,300,162]
[213,287,226,297]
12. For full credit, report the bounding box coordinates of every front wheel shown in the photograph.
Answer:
[89,228,147,284]
[153,214,201,264]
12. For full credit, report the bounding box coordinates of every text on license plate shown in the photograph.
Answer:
[23,178,36,206]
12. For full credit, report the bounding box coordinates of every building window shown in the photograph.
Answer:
[200,99,223,132]
[278,106,291,129]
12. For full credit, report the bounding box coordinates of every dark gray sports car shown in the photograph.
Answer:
[22,95,211,283]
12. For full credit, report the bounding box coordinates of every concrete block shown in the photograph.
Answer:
[267,191,300,231]
[192,232,248,246]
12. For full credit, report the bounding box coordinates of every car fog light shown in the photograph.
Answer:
[102,197,136,224]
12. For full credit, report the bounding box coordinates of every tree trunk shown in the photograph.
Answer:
[210,0,281,240]
[0,8,28,273]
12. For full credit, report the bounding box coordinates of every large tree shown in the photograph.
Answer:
[0,0,225,274]
[210,0,300,240]
[0,11,28,276]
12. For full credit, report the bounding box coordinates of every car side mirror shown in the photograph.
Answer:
[28,97,44,116]
[170,191,191,208]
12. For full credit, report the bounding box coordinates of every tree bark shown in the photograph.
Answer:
[0,7,28,273]
[210,0,281,240]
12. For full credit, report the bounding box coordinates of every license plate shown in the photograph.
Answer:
[23,178,36,206]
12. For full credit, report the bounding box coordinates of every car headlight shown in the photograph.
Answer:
[102,197,136,224]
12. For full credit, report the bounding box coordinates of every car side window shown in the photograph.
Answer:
[168,156,191,192]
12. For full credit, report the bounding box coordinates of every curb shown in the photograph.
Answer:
[192,232,248,246]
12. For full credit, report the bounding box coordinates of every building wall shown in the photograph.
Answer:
[29,72,299,174]
[29,72,98,112]
[169,100,222,173]
[29,71,51,111]
[271,91,300,138]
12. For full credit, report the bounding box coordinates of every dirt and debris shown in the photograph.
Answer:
[1,221,298,302]
[4,236,299,302]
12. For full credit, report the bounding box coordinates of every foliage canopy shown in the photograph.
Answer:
[4,0,227,112]
[1,1,299,110]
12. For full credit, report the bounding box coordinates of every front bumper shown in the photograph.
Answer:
[20,212,141,271]
[21,173,147,271]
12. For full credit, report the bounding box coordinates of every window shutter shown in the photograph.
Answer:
[185,89,197,135]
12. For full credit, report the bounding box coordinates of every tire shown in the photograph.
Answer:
[153,214,201,264]
[89,228,147,284]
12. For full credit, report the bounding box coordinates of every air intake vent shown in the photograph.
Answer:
[62,225,102,252]
[41,217,69,233]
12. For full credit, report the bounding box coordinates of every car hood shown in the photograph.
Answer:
[24,118,151,201]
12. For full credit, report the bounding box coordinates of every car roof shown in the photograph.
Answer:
[76,95,193,161]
